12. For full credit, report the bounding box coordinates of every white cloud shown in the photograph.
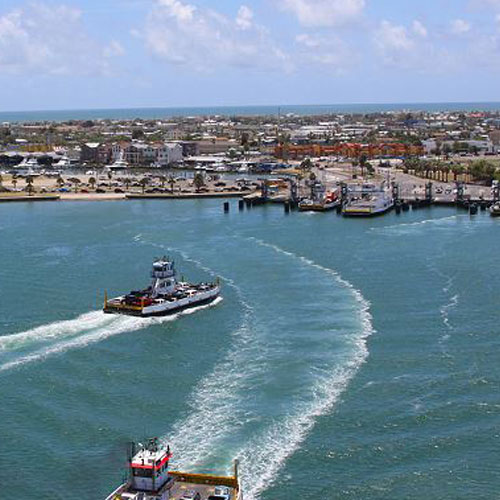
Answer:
[375,20,414,55]
[450,18,471,35]
[279,0,365,27]
[295,33,356,72]
[142,0,290,71]
[0,2,122,76]
[412,20,428,38]
[236,5,253,30]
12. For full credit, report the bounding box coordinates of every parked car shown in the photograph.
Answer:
[213,485,231,500]
[180,491,201,500]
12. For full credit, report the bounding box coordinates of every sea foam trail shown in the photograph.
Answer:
[236,237,374,499]
[0,298,222,373]
[137,240,262,470]
[371,215,461,234]
[0,311,114,352]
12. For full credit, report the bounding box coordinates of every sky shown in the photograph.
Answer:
[1,0,500,110]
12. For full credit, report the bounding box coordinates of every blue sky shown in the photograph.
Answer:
[1,0,500,110]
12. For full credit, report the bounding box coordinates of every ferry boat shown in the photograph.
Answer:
[106,437,242,500]
[104,257,220,317]
[343,183,394,217]
[299,183,340,212]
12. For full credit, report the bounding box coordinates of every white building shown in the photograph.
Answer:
[156,142,183,167]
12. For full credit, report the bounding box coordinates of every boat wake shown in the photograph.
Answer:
[135,235,373,497]
[0,298,222,373]
[371,215,461,234]
[234,237,373,499]
[440,293,459,331]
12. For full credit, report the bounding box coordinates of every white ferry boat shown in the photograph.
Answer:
[343,183,394,217]
[104,258,220,317]
[106,438,242,500]
[299,182,340,212]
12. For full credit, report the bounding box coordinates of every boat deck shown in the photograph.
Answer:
[169,480,236,499]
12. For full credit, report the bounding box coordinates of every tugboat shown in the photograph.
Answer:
[105,437,242,500]
[104,257,220,317]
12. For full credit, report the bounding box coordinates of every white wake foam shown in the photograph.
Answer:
[233,237,374,499]
[0,298,222,373]
[372,215,461,234]
[0,311,113,352]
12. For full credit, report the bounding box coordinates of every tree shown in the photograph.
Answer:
[56,176,64,189]
[88,176,96,191]
[124,177,131,192]
[132,129,145,140]
[68,177,81,193]
[12,177,17,190]
[193,172,205,192]
[300,158,313,173]
[168,174,176,193]
[158,175,166,190]
[359,154,368,177]
[140,177,149,194]
[25,176,34,196]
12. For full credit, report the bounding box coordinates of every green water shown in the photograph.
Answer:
[1,200,499,499]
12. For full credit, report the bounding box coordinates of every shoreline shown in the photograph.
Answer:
[0,191,250,203]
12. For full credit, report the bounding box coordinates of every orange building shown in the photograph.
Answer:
[275,142,423,160]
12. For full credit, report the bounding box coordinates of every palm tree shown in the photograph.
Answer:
[193,173,204,192]
[68,177,81,193]
[168,174,176,193]
[140,177,149,194]
[88,176,97,191]
[359,154,368,178]
[124,177,131,192]
[158,175,166,190]
[56,176,64,190]
[300,158,313,173]
[25,175,34,196]
[12,177,17,190]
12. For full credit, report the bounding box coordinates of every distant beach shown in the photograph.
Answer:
[3,102,500,123]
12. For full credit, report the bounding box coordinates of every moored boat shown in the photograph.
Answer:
[105,437,242,500]
[490,202,500,217]
[343,183,394,217]
[104,257,220,317]
[299,181,340,212]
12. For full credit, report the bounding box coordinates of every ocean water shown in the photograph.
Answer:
[0,200,499,499]
[2,102,500,122]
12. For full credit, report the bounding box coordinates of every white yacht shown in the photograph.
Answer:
[13,156,40,177]
[105,153,129,172]
[53,156,71,169]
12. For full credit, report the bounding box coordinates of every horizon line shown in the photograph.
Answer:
[2,100,500,115]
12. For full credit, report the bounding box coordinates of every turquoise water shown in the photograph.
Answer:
[2,102,500,122]
[1,200,499,499]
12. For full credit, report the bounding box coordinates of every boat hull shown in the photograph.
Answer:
[343,202,394,217]
[104,288,220,317]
